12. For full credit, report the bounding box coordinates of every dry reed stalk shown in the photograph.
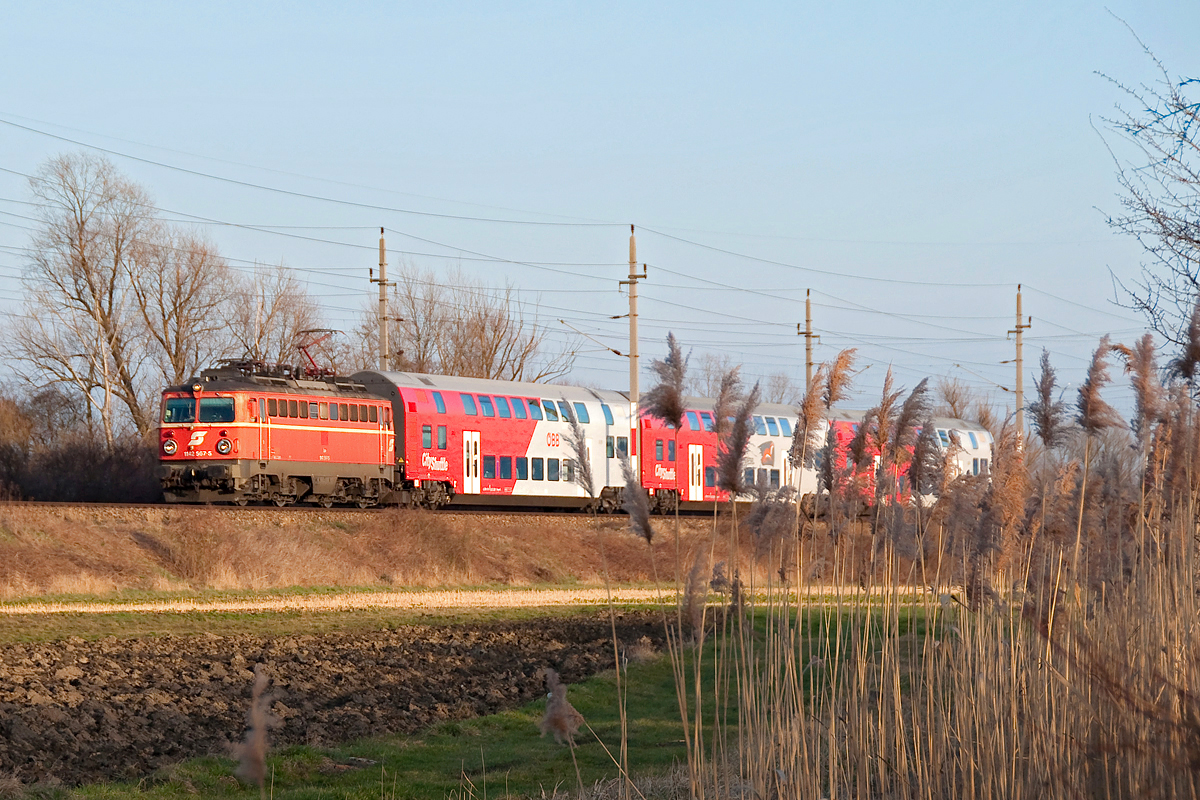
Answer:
[234,663,272,796]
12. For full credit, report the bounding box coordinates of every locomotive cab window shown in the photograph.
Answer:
[526,400,542,420]
[511,398,528,419]
[432,392,446,413]
[268,398,278,416]
[496,397,512,418]
[368,406,378,423]
[163,398,196,423]
[542,401,559,422]
[320,402,329,420]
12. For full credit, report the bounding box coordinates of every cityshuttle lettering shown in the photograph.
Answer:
[654,464,676,481]
[422,453,449,471]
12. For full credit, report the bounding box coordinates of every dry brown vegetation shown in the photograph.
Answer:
[0,506,778,599]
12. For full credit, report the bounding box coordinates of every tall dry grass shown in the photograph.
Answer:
[639,334,1200,800]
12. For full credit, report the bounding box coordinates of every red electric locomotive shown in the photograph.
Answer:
[158,362,395,506]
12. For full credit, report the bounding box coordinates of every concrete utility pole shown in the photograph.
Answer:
[798,289,820,394]
[1010,284,1031,437]
[619,225,647,472]
[370,228,393,370]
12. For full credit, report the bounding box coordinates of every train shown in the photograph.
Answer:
[157,362,993,510]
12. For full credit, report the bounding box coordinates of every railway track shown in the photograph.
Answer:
[0,499,716,518]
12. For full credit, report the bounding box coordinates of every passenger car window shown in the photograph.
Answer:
[483,456,496,479]
[422,425,432,448]
[516,457,528,480]
[527,400,542,421]
[668,440,676,461]
[705,467,716,487]
[432,392,446,413]
[461,394,478,415]
[496,397,512,418]
[753,416,767,436]
[686,411,700,431]
[556,401,573,422]
[779,418,792,436]
[765,417,779,436]
[500,456,512,480]
[511,398,527,419]
[968,432,979,449]
[655,440,663,461]
[542,401,558,422]
[616,437,628,458]
[547,458,560,481]
[601,404,614,425]
[479,396,495,417]
[573,402,590,424]
[700,412,714,431]
[606,436,615,458]
[531,457,544,480]
[437,425,447,449]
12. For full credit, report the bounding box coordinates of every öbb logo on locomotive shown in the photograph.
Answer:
[157,363,994,510]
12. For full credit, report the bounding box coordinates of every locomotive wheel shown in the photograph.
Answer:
[356,499,372,509]
[273,496,290,507]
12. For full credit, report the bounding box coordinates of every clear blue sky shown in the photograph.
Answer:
[1,1,1196,413]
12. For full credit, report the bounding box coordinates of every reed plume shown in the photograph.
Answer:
[711,367,742,438]
[908,413,942,500]
[789,363,827,469]
[619,456,653,543]
[822,348,857,409]
[718,382,760,495]
[234,664,272,795]
[540,668,585,745]
[1077,336,1124,435]
[1028,349,1069,449]
[1168,295,1200,387]
[563,397,595,499]
[1116,332,1165,447]
[891,377,930,465]
[643,332,689,430]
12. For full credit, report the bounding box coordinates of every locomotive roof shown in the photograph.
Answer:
[166,365,374,397]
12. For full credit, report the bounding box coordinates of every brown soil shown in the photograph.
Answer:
[0,611,663,786]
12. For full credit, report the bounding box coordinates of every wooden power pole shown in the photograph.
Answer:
[798,289,819,394]
[370,228,393,370]
[1010,284,1031,436]
[619,225,647,472]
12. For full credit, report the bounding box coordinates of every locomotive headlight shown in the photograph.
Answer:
[216,438,232,455]
[162,439,178,455]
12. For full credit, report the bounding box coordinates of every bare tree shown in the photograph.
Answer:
[689,353,737,397]
[935,377,972,419]
[359,265,576,381]
[1103,44,1200,345]
[15,153,155,439]
[222,263,323,366]
[762,371,802,405]
[132,229,234,385]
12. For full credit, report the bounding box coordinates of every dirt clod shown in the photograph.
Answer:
[0,612,661,786]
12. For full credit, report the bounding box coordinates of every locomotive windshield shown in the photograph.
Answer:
[198,398,236,423]
[162,398,195,423]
